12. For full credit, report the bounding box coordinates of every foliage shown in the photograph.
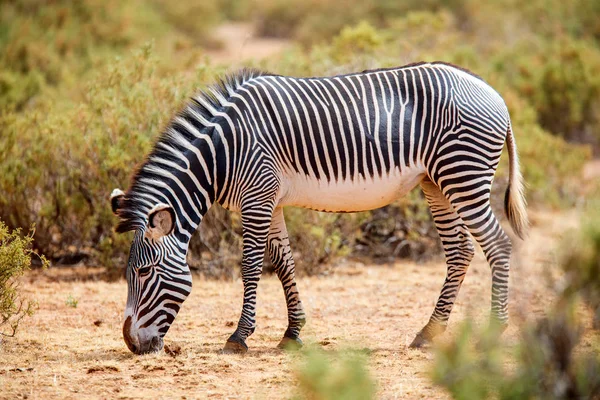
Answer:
[432,208,600,399]
[560,202,600,327]
[433,308,600,399]
[328,21,383,63]
[252,0,470,46]
[293,347,376,400]
[187,205,244,279]
[0,221,49,337]
[284,209,363,275]
[0,0,168,112]
[497,37,600,146]
[149,0,224,49]
[1,0,598,277]
[355,191,440,262]
[65,294,79,308]
[0,44,198,269]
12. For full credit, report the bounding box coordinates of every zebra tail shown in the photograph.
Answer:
[504,123,529,240]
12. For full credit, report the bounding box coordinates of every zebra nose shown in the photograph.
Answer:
[123,316,141,354]
[123,316,164,354]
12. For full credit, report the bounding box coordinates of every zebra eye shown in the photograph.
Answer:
[138,266,152,276]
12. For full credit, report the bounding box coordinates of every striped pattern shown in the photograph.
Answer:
[113,62,528,353]
[121,230,192,354]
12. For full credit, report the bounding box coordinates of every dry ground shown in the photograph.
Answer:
[204,22,290,65]
[1,206,598,399]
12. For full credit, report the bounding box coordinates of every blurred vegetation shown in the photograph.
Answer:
[0,221,49,337]
[292,347,376,400]
[0,0,598,277]
[432,206,600,399]
[433,310,600,399]
[561,202,600,328]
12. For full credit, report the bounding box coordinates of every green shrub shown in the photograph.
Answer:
[284,209,364,275]
[293,347,376,400]
[497,37,600,146]
[432,207,600,399]
[1,0,598,279]
[252,0,472,46]
[517,0,600,41]
[150,0,224,48]
[561,202,600,327]
[498,89,591,206]
[253,0,316,39]
[433,308,600,399]
[328,21,384,63]
[0,0,163,112]
[65,294,79,308]
[431,321,504,400]
[0,45,198,268]
[0,221,49,337]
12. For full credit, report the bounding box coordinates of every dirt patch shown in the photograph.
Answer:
[0,208,597,399]
[87,365,120,374]
[204,22,291,65]
[164,343,182,357]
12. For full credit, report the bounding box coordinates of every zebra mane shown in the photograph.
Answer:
[115,67,269,233]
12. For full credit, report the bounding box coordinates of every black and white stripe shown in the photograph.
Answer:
[112,62,528,353]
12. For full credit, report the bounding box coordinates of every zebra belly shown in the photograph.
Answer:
[279,167,426,212]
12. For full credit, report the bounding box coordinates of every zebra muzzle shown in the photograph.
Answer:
[123,316,164,354]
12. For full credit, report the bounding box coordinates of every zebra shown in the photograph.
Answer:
[110,62,528,354]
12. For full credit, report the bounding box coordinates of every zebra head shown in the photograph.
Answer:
[111,189,193,354]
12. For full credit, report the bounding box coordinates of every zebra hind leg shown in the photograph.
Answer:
[267,208,306,350]
[441,175,513,331]
[410,179,475,348]
[454,200,512,329]
[223,199,277,354]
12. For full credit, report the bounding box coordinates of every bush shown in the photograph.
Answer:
[187,205,243,279]
[0,0,161,112]
[284,209,363,276]
[432,207,600,399]
[497,37,600,147]
[253,0,471,46]
[293,347,376,400]
[0,45,199,269]
[1,221,49,337]
[355,192,440,262]
[433,309,600,400]
[561,202,600,327]
[149,0,224,49]
[1,0,598,279]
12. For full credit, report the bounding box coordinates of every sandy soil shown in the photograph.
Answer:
[1,206,597,400]
[204,22,290,65]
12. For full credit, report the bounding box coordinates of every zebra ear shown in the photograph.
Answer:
[146,204,175,240]
[110,189,125,215]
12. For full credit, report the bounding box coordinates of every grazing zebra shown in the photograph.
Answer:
[111,62,528,354]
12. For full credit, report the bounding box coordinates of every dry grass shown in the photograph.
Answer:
[0,207,598,399]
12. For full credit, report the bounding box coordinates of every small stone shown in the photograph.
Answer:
[164,343,182,357]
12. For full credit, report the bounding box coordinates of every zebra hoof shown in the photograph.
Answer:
[277,336,303,350]
[409,333,432,349]
[222,339,248,354]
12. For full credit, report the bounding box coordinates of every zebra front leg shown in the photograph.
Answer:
[223,200,276,354]
[410,179,475,348]
[267,208,306,350]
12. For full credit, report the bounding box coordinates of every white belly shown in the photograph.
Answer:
[278,167,426,212]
